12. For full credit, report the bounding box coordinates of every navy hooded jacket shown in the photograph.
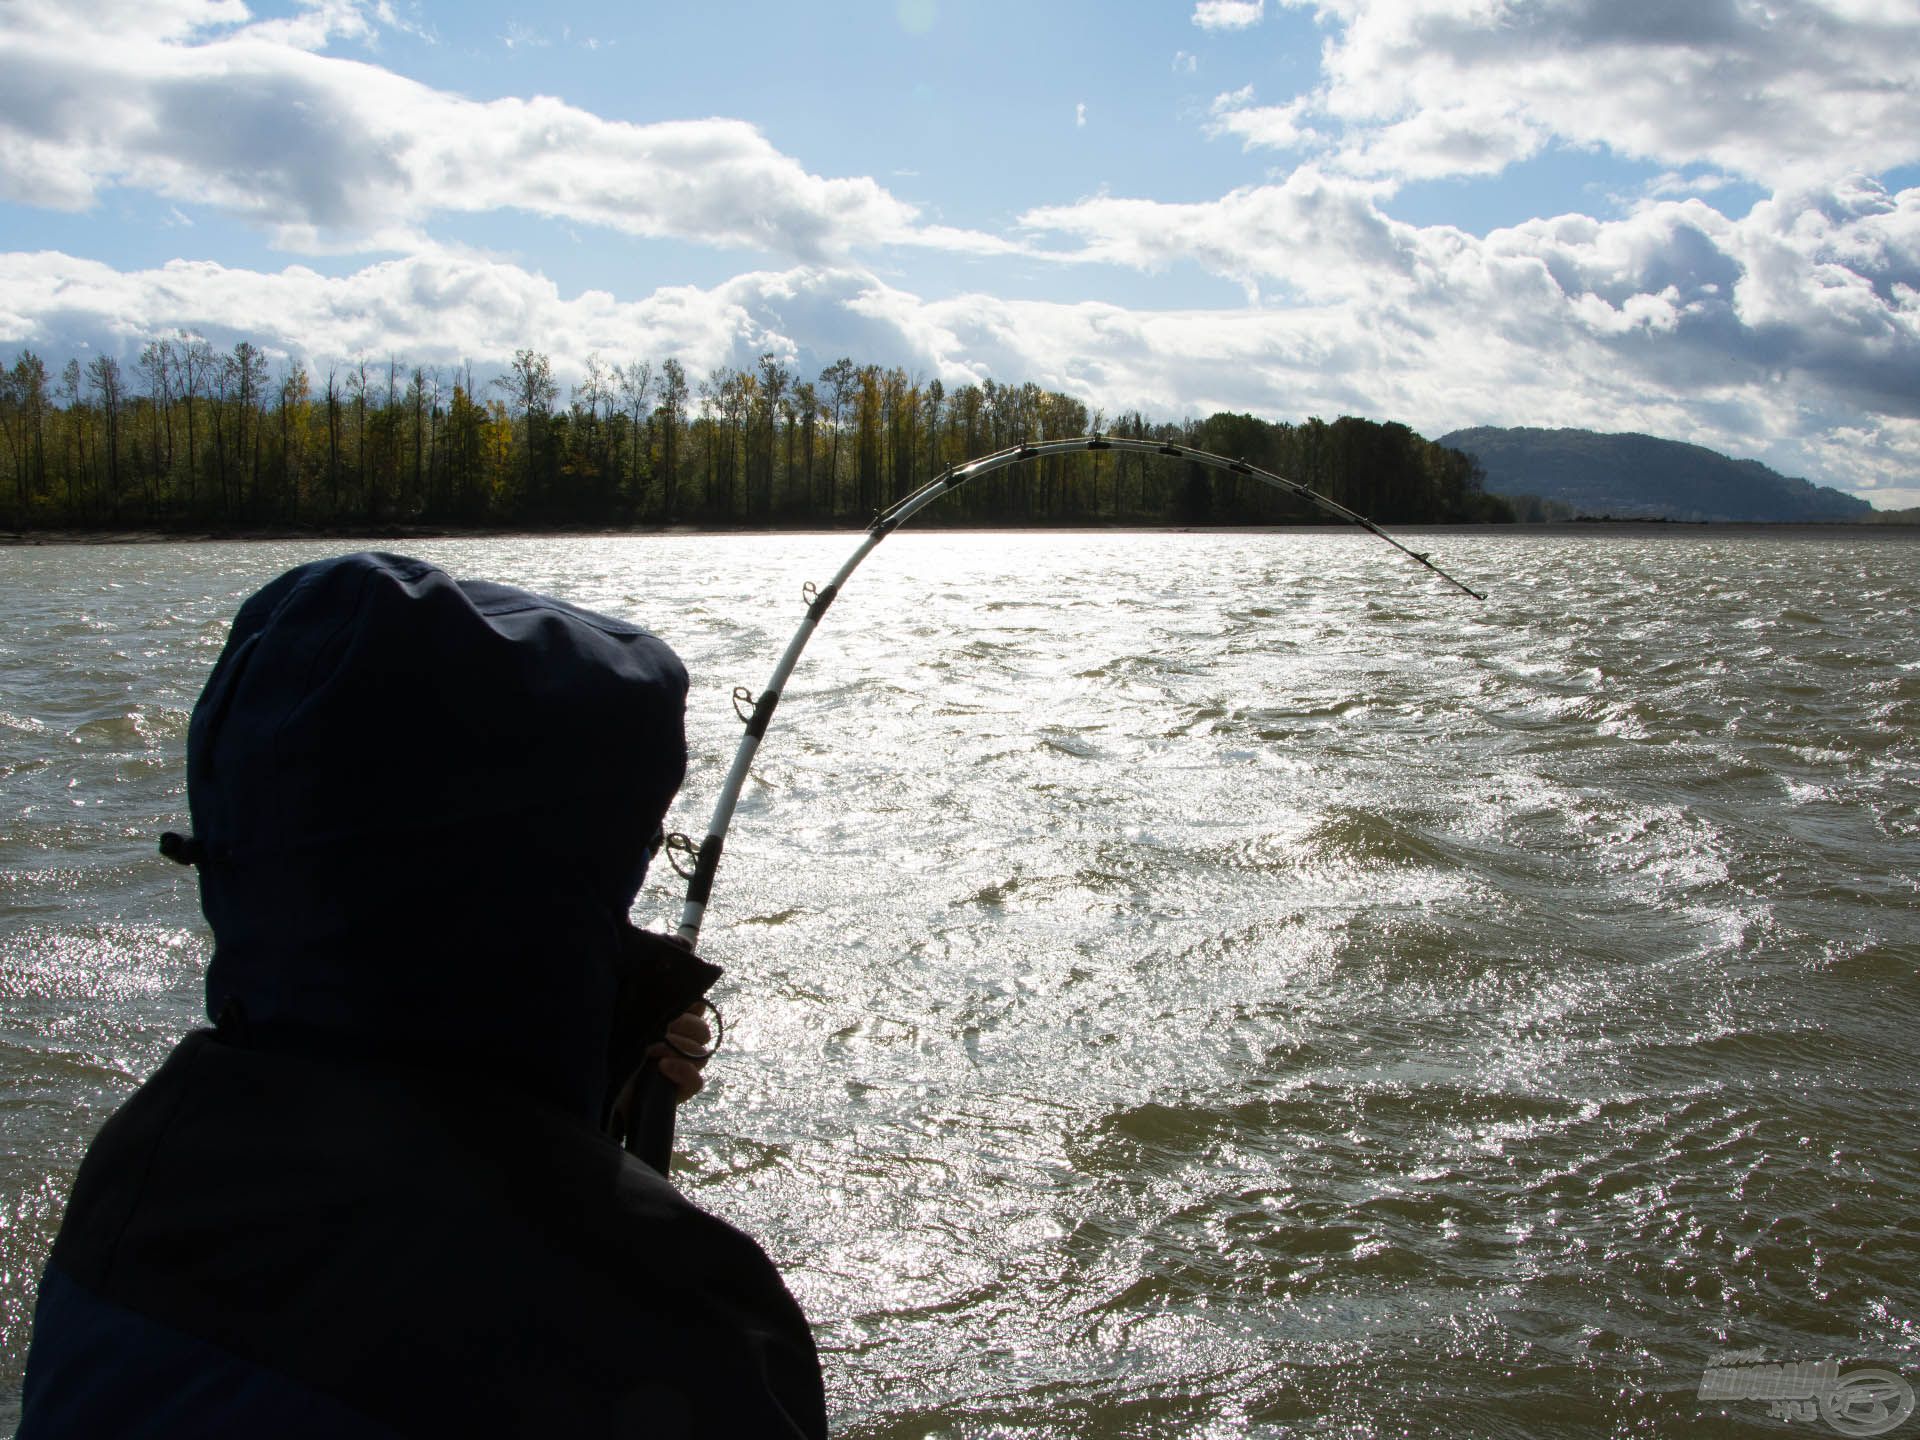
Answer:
[20,554,827,1438]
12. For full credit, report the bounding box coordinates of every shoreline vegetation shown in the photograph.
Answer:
[7,343,1908,541]
[3,342,1512,535]
[10,517,1918,549]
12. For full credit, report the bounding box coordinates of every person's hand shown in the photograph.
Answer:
[647,1005,712,1104]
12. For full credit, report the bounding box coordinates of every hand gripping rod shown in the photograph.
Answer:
[631,434,1483,1171]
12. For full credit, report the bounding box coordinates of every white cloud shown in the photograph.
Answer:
[0,0,248,44]
[1173,50,1199,73]
[1249,0,1920,188]
[0,0,1003,263]
[1193,0,1265,29]
[1076,102,1088,129]
[6,183,1918,504]
[1208,89,1320,153]
[1646,171,1741,200]
[1014,170,1920,496]
[1021,168,1411,300]
[240,0,404,51]
[5,0,1919,511]
[0,248,775,381]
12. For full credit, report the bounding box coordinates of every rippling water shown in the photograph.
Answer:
[3,530,1918,1437]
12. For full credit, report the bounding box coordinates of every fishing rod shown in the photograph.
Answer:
[624,433,1485,1171]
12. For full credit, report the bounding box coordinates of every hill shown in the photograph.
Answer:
[1437,426,1872,522]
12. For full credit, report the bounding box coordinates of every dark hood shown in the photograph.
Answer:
[185,552,688,1122]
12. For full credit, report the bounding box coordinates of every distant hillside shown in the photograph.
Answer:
[1437,426,1873,522]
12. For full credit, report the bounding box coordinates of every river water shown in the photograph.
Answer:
[3,529,1917,1437]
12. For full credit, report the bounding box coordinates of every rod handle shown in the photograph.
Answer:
[631,1065,680,1175]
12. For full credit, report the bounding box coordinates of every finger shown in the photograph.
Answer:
[665,1011,713,1050]
[647,1037,711,1072]
[656,1054,706,1103]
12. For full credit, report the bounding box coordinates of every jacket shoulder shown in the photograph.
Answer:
[28,1033,826,1439]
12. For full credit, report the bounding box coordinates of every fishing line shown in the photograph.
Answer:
[628,432,1485,1168]
[670,434,1481,945]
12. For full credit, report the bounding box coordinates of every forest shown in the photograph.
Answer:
[0,340,1514,533]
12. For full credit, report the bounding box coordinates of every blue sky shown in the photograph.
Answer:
[3,0,1918,504]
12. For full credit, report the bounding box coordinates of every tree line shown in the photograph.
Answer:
[0,340,1514,533]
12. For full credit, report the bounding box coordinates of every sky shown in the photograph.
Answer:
[2,0,1918,506]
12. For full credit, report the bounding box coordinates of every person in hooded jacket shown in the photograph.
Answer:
[18,553,828,1438]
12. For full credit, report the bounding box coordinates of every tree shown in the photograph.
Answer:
[323,365,342,519]
[179,336,215,514]
[276,362,312,522]
[405,365,430,515]
[705,365,753,523]
[818,357,855,519]
[792,379,819,512]
[778,387,798,516]
[86,355,125,519]
[207,350,235,517]
[615,359,653,513]
[494,349,557,515]
[1,336,1513,530]
[920,377,944,483]
[136,340,174,512]
[854,364,882,513]
[880,367,908,506]
[754,353,789,521]
[228,341,269,515]
[444,377,487,519]
[58,359,85,516]
[573,351,610,510]
[2,351,50,527]
[657,358,687,520]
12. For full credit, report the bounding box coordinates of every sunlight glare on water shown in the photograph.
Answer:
[2,530,1917,1437]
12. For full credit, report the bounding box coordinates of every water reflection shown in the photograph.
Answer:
[2,532,1917,1435]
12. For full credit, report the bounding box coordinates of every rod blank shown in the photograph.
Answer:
[672,434,1481,946]
[637,434,1484,1167]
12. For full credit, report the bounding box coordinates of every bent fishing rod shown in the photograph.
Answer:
[624,433,1485,1171]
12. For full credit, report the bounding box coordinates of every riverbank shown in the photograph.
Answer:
[0,523,699,546]
[8,517,1919,547]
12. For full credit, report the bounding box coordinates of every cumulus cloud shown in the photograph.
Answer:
[239,0,417,51]
[1,0,249,44]
[1208,89,1322,155]
[6,188,1918,504]
[6,0,1920,508]
[1022,168,1413,300]
[1014,169,1920,497]
[1243,0,1920,189]
[0,0,1005,262]
[0,247,788,381]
